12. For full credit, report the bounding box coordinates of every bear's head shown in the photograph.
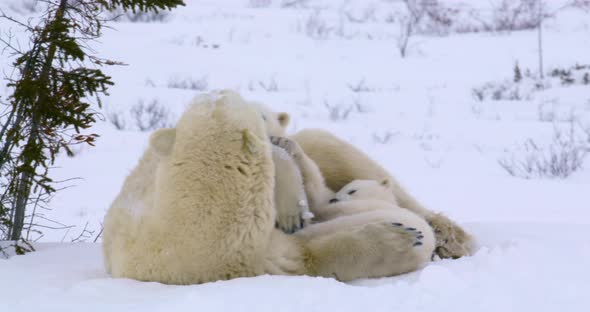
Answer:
[149,90,270,159]
[329,178,398,205]
[149,90,289,157]
[252,102,290,137]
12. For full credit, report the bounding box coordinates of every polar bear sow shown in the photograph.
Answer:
[103,90,434,284]
[103,91,278,283]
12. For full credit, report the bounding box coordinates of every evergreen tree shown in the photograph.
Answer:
[0,0,184,254]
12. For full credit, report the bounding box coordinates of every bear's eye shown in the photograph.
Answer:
[261,114,267,121]
[347,190,356,195]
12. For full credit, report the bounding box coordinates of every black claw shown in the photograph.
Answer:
[413,241,423,247]
[417,235,424,240]
[392,222,403,227]
[405,227,417,231]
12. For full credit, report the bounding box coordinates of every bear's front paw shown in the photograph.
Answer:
[275,217,304,235]
[270,136,303,158]
[275,200,310,234]
[427,213,474,259]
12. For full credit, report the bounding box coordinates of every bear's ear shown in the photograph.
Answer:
[380,178,392,188]
[278,112,290,127]
[150,128,176,156]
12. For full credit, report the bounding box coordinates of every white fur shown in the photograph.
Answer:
[291,129,475,259]
[272,144,312,233]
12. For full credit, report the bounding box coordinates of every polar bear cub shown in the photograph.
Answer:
[251,102,312,233]
[329,178,398,205]
[317,178,435,251]
[272,144,313,233]
[327,178,472,259]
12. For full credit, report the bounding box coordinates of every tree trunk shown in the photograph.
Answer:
[9,0,68,242]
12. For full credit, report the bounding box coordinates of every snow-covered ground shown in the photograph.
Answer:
[1,223,589,312]
[1,0,590,310]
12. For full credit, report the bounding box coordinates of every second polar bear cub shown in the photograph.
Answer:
[250,102,314,234]
[323,178,431,248]
[330,178,398,205]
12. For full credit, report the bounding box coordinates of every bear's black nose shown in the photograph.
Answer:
[329,198,339,204]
